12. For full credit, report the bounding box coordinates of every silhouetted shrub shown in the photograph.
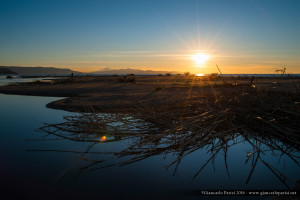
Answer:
[155,86,162,91]
[184,71,190,77]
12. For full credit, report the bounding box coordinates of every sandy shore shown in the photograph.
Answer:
[0,75,299,113]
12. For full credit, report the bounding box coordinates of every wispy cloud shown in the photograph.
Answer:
[69,51,190,59]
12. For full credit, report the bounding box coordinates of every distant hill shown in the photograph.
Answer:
[0,67,18,74]
[1,66,79,75]
[90,68,180,75]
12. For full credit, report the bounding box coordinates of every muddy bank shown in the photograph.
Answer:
[0,75,299,113]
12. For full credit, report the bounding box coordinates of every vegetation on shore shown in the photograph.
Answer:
[33,75,300,188]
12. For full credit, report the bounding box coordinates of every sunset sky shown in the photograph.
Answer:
[0,0,299,74]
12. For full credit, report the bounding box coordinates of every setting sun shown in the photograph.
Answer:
[190,53,210,66]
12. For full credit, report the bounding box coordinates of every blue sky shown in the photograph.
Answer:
[0,0,299,73]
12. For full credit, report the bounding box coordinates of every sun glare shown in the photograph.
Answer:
[100,136,107,142]
[190,53,210,66]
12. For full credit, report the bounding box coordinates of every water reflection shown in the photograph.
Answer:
[32,111,300,190]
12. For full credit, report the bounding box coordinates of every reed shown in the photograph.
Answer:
[35,83,300,188]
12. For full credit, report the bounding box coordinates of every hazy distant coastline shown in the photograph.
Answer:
[89,68,180,75]
[0,66,180,75]
[0,67,18,74]
[2,66,299,77]
[0,66,79,75]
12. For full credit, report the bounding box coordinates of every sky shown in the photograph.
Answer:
[0,0,299,74]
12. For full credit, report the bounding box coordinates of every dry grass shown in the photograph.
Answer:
[33,83,300,188]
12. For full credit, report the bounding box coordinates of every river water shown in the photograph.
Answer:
[0,75,59,86]
[0,93,299,199]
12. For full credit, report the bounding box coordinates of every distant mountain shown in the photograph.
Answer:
[0,67,18,74]
[1,66,79,75]
[90,68,180,75]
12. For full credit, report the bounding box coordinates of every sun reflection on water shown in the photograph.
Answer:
[100,136,107,142]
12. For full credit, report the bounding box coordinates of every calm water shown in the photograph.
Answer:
[0,94,299,199]
[0,75,58,86]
